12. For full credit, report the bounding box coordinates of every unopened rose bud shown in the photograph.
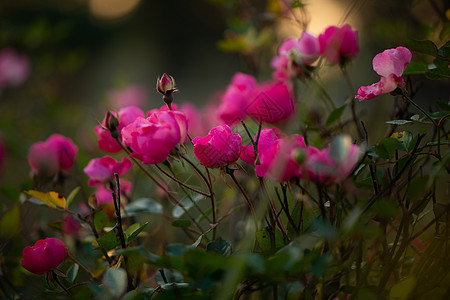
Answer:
[105,111,120,139]
[156,73,176,95]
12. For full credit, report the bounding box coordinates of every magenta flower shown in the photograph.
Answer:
[21,238,67,275]
[218,72,258,126]
[318,25,359,64]
[28,134,78,177]
[95,106,144,153]
[246,81,295,124]
[355,46,412,101]
[180,102,207,137]
[94,180,132,207]
[193,125,242,169]
[271,31,320,81]
[0,48,30,90]
[121,109,187,164]
[240,128,284,165]
[84,156,131,186]
[256,134,306,182]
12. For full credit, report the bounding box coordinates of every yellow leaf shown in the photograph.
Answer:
[390,276,416,300]
[26,190,66,208]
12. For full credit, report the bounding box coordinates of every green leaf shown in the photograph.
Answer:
[375,137,399,160]
[406,176,430,202]
[155,269,184,285]
[66,186,80,209]
[0,205,20,238]
[329,135,353,163]
[171,220,191,228]
[103,268,127,297]
[166,243,191,257]
[172,195,204,218]
[386,120,413,126]
[256,228,284,251]
[67,263,79,283]
[97,228,121,250]
[115,246,159,265]
[124,198,163,216]
[206,237,232,256]
[94,210,112,232]
[126,222,148,242]
[123,287,156,300]
[436,100,450,112]
[401,40,438,56]
[403,61,429,75]
[390,276,416,300]
[391,131,413,151]
[326,105,345,126]
[426,67,450,79]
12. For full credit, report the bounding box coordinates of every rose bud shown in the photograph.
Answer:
[21,238,67,275]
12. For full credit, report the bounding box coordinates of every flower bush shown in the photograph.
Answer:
[1,1,449,300]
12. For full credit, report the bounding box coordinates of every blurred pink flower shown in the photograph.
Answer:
[121,109,187,164]
[21,238,67,275]
[218,73,257,126]
[84,156,131,186]
[355,46,412,101]
[62,214,81,237]
[180,102,207,137]
[271,32,320,80]
[107,85,147,110]
[240,128,284,165]
[256,134,306,182]
[246,81,295,124]
[95,106,144,153]
[0,48,30,90]
[95,180,132,207]
[193,125,242,168]
[319,25,359,64]
[28,134,78,177]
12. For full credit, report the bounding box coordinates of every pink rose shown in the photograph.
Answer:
[21,238,67,275]
[121,109,187,164]
[0,48,30,90]
[218,73,258,126]
[95,106,144,153]
[180,102,207,137]
[193,125,242,168]
[245,81,295,124]
[355,46,412,101]
[28,134,78,177]
[84,156,131,186]
[271,32,320,80]
[240,128,284,165]
[256,134,306,182]
[94,180,132,207]
[319,25,359,64]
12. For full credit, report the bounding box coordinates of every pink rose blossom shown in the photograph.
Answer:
[318,25,359,64]
[246,81,295,124]
[107,85,147,110]
[0,48,30,90]
[355,47,412,101]
[218,73,258,126]
[240,128,284,165]
[28,134,78,177]
[271,32,320,80]
[95,106,144,153]
[84,156,131,186]
[121,109,187,164]
[256,134,306,182]
[193,125,242,168]
[21,238,67,275]
[95,180,132,207]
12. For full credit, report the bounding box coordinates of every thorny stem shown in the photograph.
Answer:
[341,66,364,140]
[205,167,217,240]
[52,271,71,297]
[66,251,93,279]
[111,174,127,250]
[309,75,336,110]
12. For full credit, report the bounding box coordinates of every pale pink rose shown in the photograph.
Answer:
[21,238,67,275]
[84,156,131,186]
[193,125,242,168]
[218,73,258,126]
[303,143,360,184]
[271,32,320,80]
[0,48,30,90]
[240,128,284,165]
[356,47,412,101]
[121,109,187,164]
[256,134,306,182]
[28,134,78,177]
[246,81,295,124]
[319,25,359,64]
[95,106,144,153]
[107,85,147,110]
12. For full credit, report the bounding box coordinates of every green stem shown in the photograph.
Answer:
[341,66,363,140]
[155,164,210,197]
